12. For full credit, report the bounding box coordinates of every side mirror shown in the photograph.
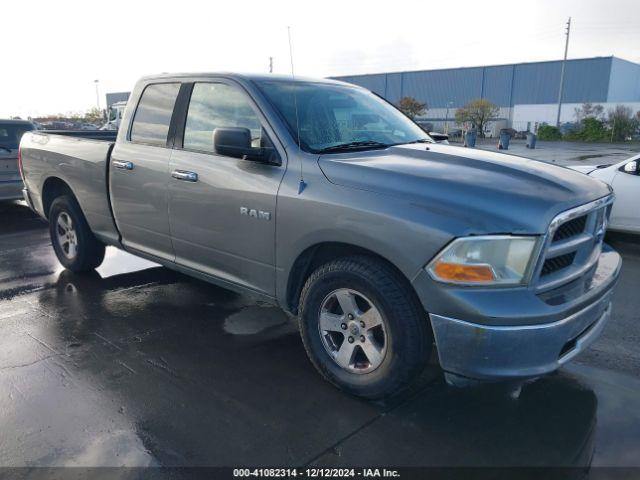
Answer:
[623,160,639,175]
[213,127,277,164]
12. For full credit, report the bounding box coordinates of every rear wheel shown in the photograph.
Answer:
[298,255,432,399]
[49,195,105,272]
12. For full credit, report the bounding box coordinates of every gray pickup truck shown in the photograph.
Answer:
[20,73,621,399]
[1,119,36,200]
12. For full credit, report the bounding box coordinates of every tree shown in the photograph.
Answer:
[574,103,604,123]
[84,107,104,124]
[608,105,637,142]
[454,99,499,138]
[398,97,427,120]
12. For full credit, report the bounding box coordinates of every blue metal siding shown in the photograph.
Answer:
[402,68,484,108]
[607,57,640,102]
[512,58,609,104]
[333,57,633,107]
[512,62,562,105]
[562,57,611,103]
[339,74,387,97]
[385,73,403,103]
[482,65,514,106]
[105,91,130,107]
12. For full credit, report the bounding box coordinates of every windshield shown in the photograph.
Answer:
[0,123,35,150]
[255,80,431,153]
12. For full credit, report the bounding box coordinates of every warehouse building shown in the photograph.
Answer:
[105,91,130,109]
[333,56,640,136]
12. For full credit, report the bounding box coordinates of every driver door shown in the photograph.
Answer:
[167,81,286,296]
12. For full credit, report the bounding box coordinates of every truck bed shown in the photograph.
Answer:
[40,130,118,141]
[20,131,120,245]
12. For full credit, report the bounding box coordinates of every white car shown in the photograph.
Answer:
[568,155,640,234]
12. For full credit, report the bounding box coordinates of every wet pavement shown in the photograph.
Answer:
[459,139,640,167]
[1,199,640,471]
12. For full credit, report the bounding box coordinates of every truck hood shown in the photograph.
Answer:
[566,164,598,175]
[318,144,612,235]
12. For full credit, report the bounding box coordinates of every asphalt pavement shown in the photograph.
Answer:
[1,199,640,473]
[467,139,640,167]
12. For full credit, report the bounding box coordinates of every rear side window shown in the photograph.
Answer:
[130,83,180,146]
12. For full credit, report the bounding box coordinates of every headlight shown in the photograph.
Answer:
[427,236,540,286]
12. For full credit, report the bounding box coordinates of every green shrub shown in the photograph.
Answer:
[537,124,562,141]
[565,117,609,142]
[582,117,609,141]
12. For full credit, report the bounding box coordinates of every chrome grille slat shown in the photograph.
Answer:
[536,245,603,291]
[552,215,588,243]
[541,252,576,275]
[533,195,614,293]
[546,233,593,258]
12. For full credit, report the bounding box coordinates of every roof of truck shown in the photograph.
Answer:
[139,72,355,86]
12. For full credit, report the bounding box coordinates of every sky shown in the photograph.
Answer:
[1,0,639,118]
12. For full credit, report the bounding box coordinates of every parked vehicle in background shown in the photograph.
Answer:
[42,121,74,130]
[0,119,36,201]
[500,128,517,138]
[100,101,127,130]
[514,130,528,140]
[20,73,621,399]
[447,128,463,140]
[80,123,99,130]
[568,155,640,234]
[428,132,449,144]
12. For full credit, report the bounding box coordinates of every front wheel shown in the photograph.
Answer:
[298,256,432,399]
[49,195,105,272]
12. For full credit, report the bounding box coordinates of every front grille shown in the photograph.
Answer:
[541,252,576,276]
[552,215,587,242]
[533,196,613,292]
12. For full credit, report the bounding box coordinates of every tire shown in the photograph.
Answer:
[49,195,105,272]
[298,255,432,399]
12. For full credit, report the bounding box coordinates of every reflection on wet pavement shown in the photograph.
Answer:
[1,200,640,469]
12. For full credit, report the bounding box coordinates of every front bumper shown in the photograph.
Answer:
[423,248,621,381]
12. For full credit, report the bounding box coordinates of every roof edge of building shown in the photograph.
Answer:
[330,56,639,80]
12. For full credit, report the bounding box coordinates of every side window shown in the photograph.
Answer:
[183,83,265,153]
[130,83,180,146]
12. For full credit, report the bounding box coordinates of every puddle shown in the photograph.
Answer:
[223,305,289,335]
[577,153,625,161]
[96,247,160,278]
[60,429,158,467]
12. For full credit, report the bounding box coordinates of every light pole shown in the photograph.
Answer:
[94,79,100,110]
[444,101,453,134]
[556,17,571,127]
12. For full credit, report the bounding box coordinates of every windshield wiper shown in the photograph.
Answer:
[400,138,434,145]
[0,145,13,152]
[317,141,390,153]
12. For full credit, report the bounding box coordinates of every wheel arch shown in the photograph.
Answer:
[41,176,76,220]
[284,241,420,316]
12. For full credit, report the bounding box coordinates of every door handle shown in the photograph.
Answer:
[171,170,198,182]
[113,160,134,170]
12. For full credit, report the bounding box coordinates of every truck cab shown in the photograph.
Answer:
[101,101,127,131]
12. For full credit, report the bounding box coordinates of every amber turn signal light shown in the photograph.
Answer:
[432,262,495,283]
